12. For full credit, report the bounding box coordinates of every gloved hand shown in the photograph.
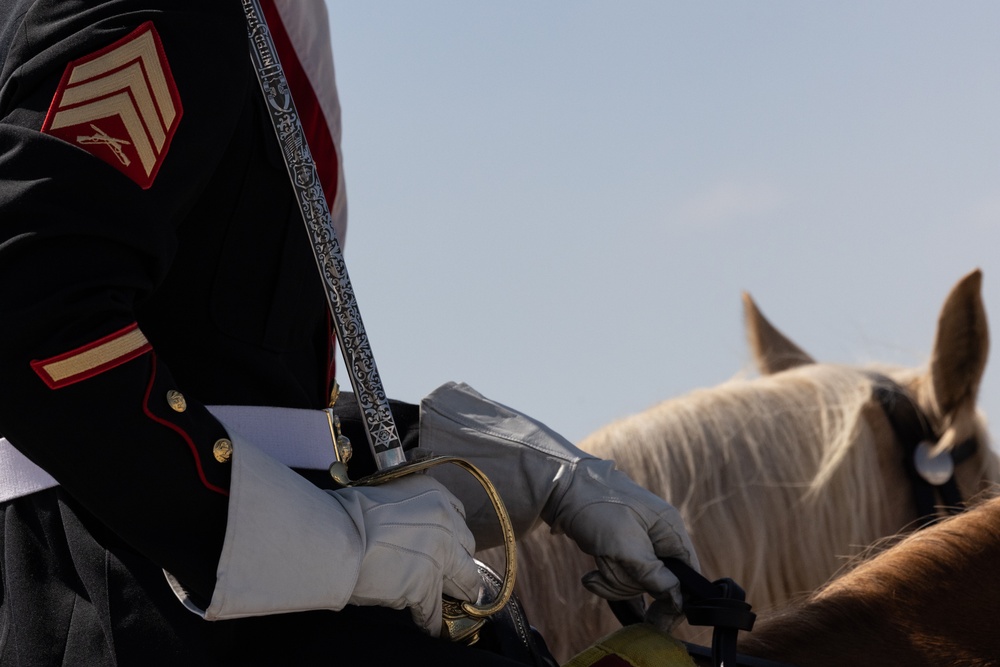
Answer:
[415,381,698,624]
[193,434,482,637]
[543,458,696,619]
[333,475,484,634]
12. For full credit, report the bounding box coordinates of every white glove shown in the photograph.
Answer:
[191,435,482,637]
[416,382,699,622]
[335,475,484,633]
[544,458,696,614]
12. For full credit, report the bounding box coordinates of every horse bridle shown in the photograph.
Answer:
[868,373,979,526]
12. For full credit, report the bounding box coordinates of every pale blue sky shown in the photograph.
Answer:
[325,2,1000,444]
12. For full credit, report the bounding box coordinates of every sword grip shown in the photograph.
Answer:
[351,455,518,642]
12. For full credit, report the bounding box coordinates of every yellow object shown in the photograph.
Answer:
[563,624,696,667]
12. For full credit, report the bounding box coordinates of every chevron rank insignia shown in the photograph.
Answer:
[41,21,182,189]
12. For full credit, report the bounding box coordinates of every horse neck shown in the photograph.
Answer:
[739,494,1000,666]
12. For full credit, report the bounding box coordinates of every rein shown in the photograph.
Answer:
[608,559,796,667]
[869,374,978,526]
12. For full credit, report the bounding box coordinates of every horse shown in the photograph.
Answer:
[733,489,1000,666]
[480,269,1000,664]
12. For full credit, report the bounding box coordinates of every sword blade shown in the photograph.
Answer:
[243,0,406,470]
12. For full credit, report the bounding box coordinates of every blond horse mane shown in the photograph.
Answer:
[583,363,908,609]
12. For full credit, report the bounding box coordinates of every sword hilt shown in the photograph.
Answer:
[350,455,519,643]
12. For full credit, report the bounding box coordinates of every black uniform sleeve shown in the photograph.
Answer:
[0,2,255,599]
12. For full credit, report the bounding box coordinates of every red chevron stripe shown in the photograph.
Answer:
[41,21,182,189]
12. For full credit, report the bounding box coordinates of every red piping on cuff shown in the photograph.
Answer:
[142,353,228,497]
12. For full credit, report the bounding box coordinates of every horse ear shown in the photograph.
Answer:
[742,291,815,375]
[925,269,989,424]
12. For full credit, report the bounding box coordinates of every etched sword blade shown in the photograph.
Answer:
[243,0,405,470]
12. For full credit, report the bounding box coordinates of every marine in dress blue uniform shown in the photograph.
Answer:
[0,2,527,664]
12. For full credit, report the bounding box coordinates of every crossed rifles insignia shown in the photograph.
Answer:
[42,21,182,190]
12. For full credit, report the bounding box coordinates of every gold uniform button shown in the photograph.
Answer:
[166,390,187,413]
[213,438,233,463]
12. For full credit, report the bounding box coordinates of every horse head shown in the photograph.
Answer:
[742,268,999,521]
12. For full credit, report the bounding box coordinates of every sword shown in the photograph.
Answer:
[241,0,516,643]
[242,0,405,472]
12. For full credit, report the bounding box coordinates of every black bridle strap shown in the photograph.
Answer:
[682,643,798,667]
[609,558,768,667]
[667,557,755,667]
[935,436,978,514]
[870,377,977,524]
